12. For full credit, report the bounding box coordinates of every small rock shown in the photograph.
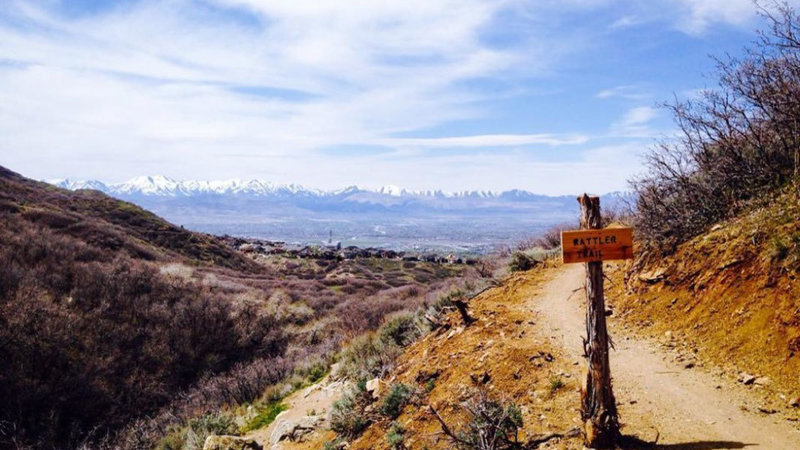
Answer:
[203,435,262,450]
[684,362,695,369]
[754,377,770,386]
[758,407,777,415]
[470,371,491,385]
[638,268,666,283]
[789,397,800,408]
[366,378,383,399]
[739,373,756,385]
[664,331,672,339]
[270,415,323,444]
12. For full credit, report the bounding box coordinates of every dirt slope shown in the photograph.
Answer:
[536,264,800,449]
[610,188,800,414]
[293,263,800,449]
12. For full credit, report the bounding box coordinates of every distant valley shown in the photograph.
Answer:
[49,176,632,253]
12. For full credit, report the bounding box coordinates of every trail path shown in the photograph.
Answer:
[532,264,800,449]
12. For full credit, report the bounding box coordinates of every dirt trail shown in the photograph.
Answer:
[533,264,800,449]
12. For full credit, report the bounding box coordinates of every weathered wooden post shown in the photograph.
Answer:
[577,194,618,448]
[561,195,633,449]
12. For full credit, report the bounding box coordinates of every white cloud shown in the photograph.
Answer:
[670,0,800,34]
[0,0,571,185]
[381,134,588,148]
[0,0,776,193]
[610,15,642,29]
[620,106,658,127]
[607,106,660,138]
[595,84,650,100]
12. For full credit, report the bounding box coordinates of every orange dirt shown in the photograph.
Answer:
[610,189,800,417]
[297,265,585,449]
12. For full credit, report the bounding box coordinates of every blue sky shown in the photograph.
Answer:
[0,0,790,194]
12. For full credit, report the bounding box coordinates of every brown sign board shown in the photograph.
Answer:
[561,227,634,264]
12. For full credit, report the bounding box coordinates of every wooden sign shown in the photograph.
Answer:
[561,227,633,264]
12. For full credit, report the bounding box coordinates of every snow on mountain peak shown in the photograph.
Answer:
[47,178,109,191]
[45,176,521,201]
[378,185,405,197]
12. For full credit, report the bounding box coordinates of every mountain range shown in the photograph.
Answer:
[48,175,633,251]
[48,175,630,210]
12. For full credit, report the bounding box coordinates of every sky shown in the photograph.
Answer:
[0,0,791,194]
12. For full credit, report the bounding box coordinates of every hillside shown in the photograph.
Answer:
[0,166,259,272]
[612,186,800,411]
[0,166,481,449]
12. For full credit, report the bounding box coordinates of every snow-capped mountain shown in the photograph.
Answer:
[47,176,632,231]
[46,175,633,251]
[48,176,515,200]
[51,175,321,198]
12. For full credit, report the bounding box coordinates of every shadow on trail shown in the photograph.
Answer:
[620,435,756,449]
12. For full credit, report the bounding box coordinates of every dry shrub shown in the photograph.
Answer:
[0,222,289,449]
[438,390,524,450]
[633,4,800,255]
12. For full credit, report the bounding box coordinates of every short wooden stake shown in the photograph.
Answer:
[578,194,619,448]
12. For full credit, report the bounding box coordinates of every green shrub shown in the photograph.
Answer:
[339,332,403,380]
[427,289,460,317]
[770,236,790,260]
[548,375,565,394]
[181,412,239,449]
[425,378,435,392]
[379,312,423,347]
[380,383,413,419]
[241,402,287,433]
[157,425,187,450]
[509,252,536,272]
[386,421,406,449]
[306,361,328,383]
[330,380,373,438]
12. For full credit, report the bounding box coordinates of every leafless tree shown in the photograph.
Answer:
[632,1,800,255]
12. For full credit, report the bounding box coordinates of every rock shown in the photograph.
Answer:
[684,362,695,369]
[203,435,262,450]
[270,415,323,444]
[717,259,741,270]
[366,378,383,399]
[329,362,341,378]
[739,373,756,385]
[470,371,491,385]
[789,397,800,408]
[754,376,771,386]
[638,268,666,283]
[664,331,672,339]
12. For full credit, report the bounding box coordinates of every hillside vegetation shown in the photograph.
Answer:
[0,166,481,449]
[632,5,800,255]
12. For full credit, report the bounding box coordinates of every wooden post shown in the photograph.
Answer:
[578,194,619,448]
